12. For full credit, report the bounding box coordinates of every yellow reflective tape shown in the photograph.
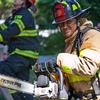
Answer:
[0,23,7,30]
[62,65,91,82]
[17,33,38,37]
[3,24,7,29]
[62,1,68,6]
[77,2,81,8]
[23,30,37,33]
[98,70,100,77]
[12,20,22,31]
[0,24,4,30]
[0,34,3,42]
[12,48,39,59]
[12,19,25,32]
[80,50,84,57]
[17,30,38,37]
[68,74,91,83]
[14,15,22,19]
[72,4,78,10]
[62,65,72,74]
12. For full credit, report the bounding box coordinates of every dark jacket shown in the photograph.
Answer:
[0,7,40,59]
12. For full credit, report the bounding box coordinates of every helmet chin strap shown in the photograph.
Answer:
[71,19,82,56]
[77,19,81,34]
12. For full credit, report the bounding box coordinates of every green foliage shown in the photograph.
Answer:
[78,0,100,25]
[0,0,13,19]
[39,31,65,55]
[88,0,100,24]
[0,0,100,54]
[36,0,57,29]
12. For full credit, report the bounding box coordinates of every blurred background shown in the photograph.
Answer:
[0,0,100,55]
[0,0,100,99]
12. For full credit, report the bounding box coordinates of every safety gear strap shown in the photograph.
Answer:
[71,20,82,56]
[71,24,96,56]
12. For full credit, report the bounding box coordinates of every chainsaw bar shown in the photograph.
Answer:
[0,74,58,99]
[0,74,34,94]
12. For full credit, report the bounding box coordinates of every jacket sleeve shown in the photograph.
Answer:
[77,29,100,76]
[74,29,100,76]
[59,29,100,76]
[0,9,35,42]
[0,17,24,42]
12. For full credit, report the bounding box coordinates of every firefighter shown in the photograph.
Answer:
[53,0,100,99]
[0,0,39,99]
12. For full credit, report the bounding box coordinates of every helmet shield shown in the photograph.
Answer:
[53,3,67,24]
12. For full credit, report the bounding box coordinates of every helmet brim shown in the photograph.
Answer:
[52,7,91,24]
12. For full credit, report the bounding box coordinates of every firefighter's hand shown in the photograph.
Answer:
[56,53,79,74]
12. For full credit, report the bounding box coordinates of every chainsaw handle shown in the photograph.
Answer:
[56,67,64,90]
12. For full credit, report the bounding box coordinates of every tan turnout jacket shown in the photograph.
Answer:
[64,20,100,93]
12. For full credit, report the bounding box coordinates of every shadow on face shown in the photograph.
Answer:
[58,19,77,38]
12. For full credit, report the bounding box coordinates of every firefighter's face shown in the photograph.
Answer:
[58,19,77,38]
[13,0,26,10]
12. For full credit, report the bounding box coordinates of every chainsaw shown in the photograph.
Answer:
[0,56,68,99]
